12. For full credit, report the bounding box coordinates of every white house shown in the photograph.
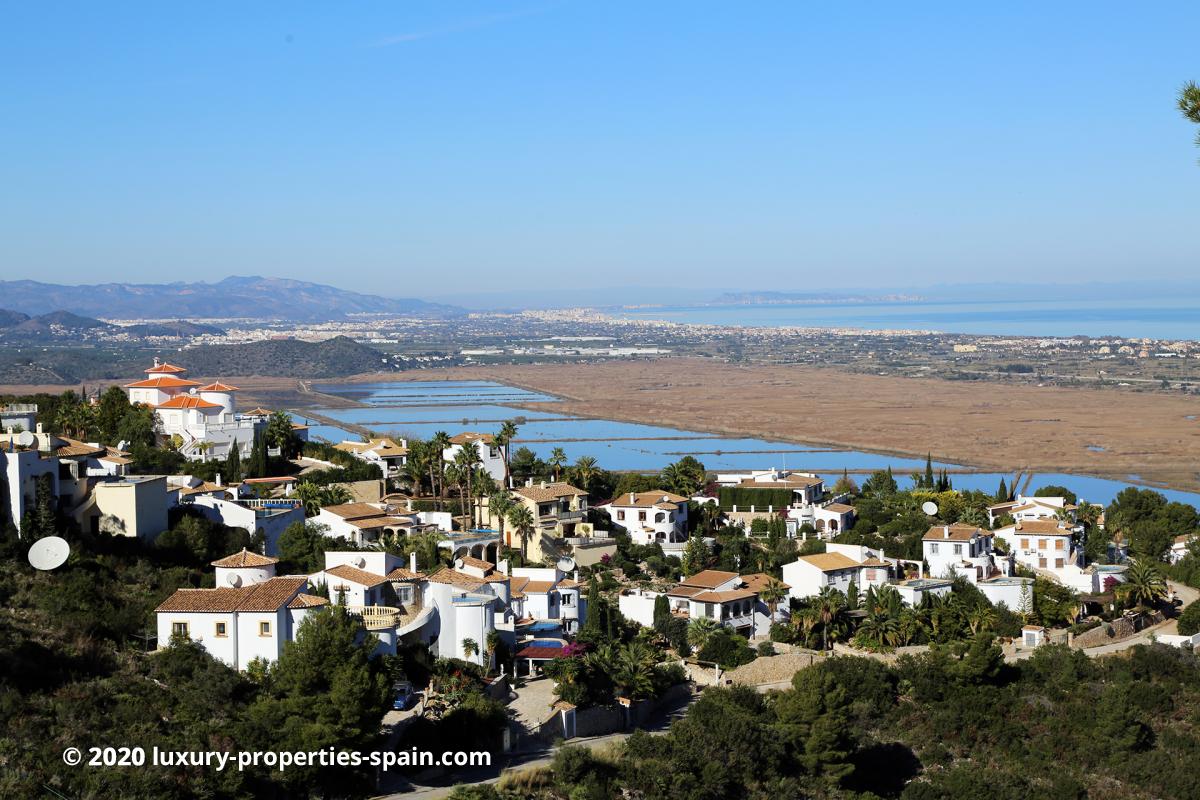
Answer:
[125,360,263,461]
[993,518,1080,574]
[181,492,305,556]
[423,558,513,666]
[922,523,1000,581]
[333,438,408,478]
[783,544,892,601]
[509,566,584,634]
[601,490,689,552]
[0,446,59,536]
[443,433,506,484]
[155,573,328,671]
[987,495,1077,527]
[1169,534,1196,565]
[315,501,439,546]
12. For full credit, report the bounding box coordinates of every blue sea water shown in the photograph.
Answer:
[611,299,1200,340]
[300,380,1200,509]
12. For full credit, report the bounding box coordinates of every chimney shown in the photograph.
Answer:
[153,357,160,368]
[410,551,418,573]
[541,480,546,489]
[943,526,950,539]
[215,473,222,487]
[629,493,635,503]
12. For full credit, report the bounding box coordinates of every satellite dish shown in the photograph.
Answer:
[921,501,939,516]
[16,430,36,448]
[27,536,70,571]
[353,556,366,568]
[454,558,465,570]
[225,572,243,587]
[556,557,576,573]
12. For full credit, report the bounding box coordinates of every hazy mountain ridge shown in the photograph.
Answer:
[0,276,463,321]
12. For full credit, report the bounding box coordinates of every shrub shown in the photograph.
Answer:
[770,622,797,644]
[698,629,756,669]
[757,641,776,657]
[1177,600,1200,636]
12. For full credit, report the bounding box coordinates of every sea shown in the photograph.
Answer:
[298,380,1200,510]
[610,299,1200,340]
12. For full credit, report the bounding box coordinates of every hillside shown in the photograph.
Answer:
[0,309,30,328]
[172,335,388,378]
[0,276,463,321]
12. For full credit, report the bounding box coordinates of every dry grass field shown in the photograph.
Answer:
[6,358,1199,491]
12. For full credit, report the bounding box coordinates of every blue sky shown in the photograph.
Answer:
[1,2,1197,298]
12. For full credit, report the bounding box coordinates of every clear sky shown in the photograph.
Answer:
[2,2,1197,298]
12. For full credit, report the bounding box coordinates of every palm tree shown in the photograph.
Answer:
[568,456,599,494]
[494,421,518,489]
[485,630,502,672]
[453,443,483,527]
[759,578,788,622]
[661,462,692,497]
[813,587,846,653]
[697,502,722,535]
[403,439,430,495]
[507,504,536,561]
[548,447,567,482]
[854,613,898,652]
[429,431,452,509]
[265,410,297,458]
[967,605,998,635]
[472,468,496,527]
[687,617,720,651]
[612,642,656,700]
[461,637,479,663]
[1119,559,1168,611]
[489,491,515,547]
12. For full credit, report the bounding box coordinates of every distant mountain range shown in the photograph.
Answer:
[0,276,462,321]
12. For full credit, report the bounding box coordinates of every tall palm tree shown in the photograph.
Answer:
[429,431,452,509]
[1120,559,1168,611]
[453,442,483,527]
[472,468,496,526]
[814,587,846,653]
[490,491,515,547]
[548,447,567,482]
[759,578,788,622]
[569,456,599,494]
[404,439,430,495]
[967,605,997,635]
[613,642,657,700]
[507,504,536,561]
[494,421,518,489]
[461,638,479,663]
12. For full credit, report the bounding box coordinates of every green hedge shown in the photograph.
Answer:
[718,487,794,511]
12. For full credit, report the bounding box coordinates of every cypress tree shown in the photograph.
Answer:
[924,454,935,490]
[652,594,671,634]
[225,439,242,483]
[996,478,1009,502]
[583,577,600,634]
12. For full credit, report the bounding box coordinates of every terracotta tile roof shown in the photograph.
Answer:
[385,567,426,581]
[515,645,563,660]
[288,593,330,609]
[691,588,757,603]
[606,490,688,508]
[211,548,278,568]
[242,407,272,416]
[321,502,387,520]
[739,573,790,593]
[666,584,706,598]
[514,482,587,503]
[326,564,390,587]
[521,580,556,594]
[241,476,298,484]
[1174,534,1196,545]
[823,503,855,514]
[145,362,188,373]
[923,524,987,542]
[427,567,487,590]
[346,515,412,530]
[197,382,240,392]
[987,500,1018,511]
[335,437,408,458]
[736,474,822,489]
[180,481,229,497]
[796,552,863,572]
[556,578,579,589]
[124,375,201,389]
[450,432,495,445]
[156,395,223,410]
[155,576,307,613]
[98,453,133,465]
[458,555,495,571]
[53,438,106,458]
[680,569,739,589]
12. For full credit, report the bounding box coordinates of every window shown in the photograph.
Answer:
[866,569,877,581]
[655,512,665,523]
[397,585,413,604]
[638,511,646,521]
[930,543,939,554]
[1039,557,1047,568]
[827,574,836,585]
[953,544,963,555]
[214,622,227,637]
[1038,539,1048,550]
[1055,539,1065,550]
[1055,558,1064,569]
[617,510,624,521]
[561,593,574,606]
[171,622,189,638]
[1020,538,1029,550]
[259,621,272,637]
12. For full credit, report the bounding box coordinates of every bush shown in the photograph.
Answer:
[1177,600,1200,636]
[698,629,756,669]
[770,622,796,644]
[757,641,776,657]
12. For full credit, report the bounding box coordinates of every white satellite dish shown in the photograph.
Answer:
[225,572,243,587]
[16,430,36,448]
[921,501,939,516]
[27,536,70,571]
[556,557,576,572]
[454,558,465,570]
[353,556,367,568]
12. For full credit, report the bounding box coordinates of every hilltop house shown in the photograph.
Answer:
[923,523,1001,581]
[125,360,263,461]
[601,490,689,552]
[155,557,328,671]
[716,470,855,536]
[1170,534,1197,564]
[333,437,408,478]
[314,501,444,547]
[443,432,507,484]
[783,543,893,601]
[619,569,766,636]
[987,494,1077,527]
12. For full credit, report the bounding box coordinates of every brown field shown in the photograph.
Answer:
[7,359,1200,492]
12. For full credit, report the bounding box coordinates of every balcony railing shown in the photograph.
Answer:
[347,605,402,631]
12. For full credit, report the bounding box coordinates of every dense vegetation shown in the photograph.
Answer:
[455,642,1200,800]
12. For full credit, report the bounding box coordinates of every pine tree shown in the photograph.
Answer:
[225,439,242,483]
[996,478,1009,502]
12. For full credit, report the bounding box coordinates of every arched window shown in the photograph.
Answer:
[815,519,826,531]
[655,512,665,523]
[829,519,839,531]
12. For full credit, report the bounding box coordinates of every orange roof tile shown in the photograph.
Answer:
[124,375,202,389]
[211,548,278,568]
[198,382,240,392]
[156,395,223,410]
[326,564,390,588]
[145,362,188,374]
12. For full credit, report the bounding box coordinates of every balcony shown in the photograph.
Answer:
[540,509,586,526]
[347,605,403,631]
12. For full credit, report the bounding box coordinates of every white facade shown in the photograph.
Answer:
[923,524,998,580]
[182,493,305,556]
[603,491,689,551]
[0,447,59,536]
[994,520,1080,574]
[783,544,892,601]
[443,433,506,484]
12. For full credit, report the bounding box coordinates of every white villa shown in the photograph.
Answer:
[125,359,264,461]
[783,543,893,601]
[923,523,1001,581]
[315,501,446,547]
[987,494,1077,527]
[1170,534,1197,565]
[716,470,855,537]
[601,490,689,552]
[443,432,507,484]
[619,569,764,636]
[333,437,408,478]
